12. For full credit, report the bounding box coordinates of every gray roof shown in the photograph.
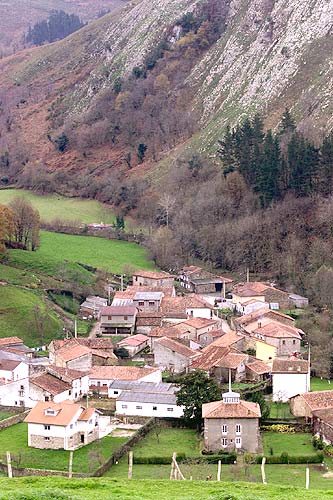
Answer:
[0,349,28,363]
[134,292,163,301]
[118,391,178,405]
[109,380,176,393]
[112,298,134,307]
[288,294,308,300]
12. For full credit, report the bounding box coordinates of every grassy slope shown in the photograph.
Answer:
[262,432,315,456]
[311,378,333,392]
[0,285,63,346]
[129,427,200,457]
[8,231,155,275]
[0,189,115,224]
[0,423,127,473]
[1,477,333,499]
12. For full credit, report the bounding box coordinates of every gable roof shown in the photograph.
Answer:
[312,408,333,425]
[154,337,200,359]
[133,270,175,279]
[149,325,188,339]
[46,365,89,381]
[117,391,177,405]
[24,401,86,426]
[182,317,218,329]
[209,331,244,348]
[56,340,91,362]
[254,321,302,339]
[272,358,309,374]
[191,345,246,371]
[202,399,261,419]
[89,365,160,381]
[0,359,21,371]
[100,305,137,316]
[234,308,293,327]
[0,337,24,346]
[292,391,333,411]
[30,373,71,395]
[126,286,175,298]
[245,359,271,375]
[118,334,149,347]
[161,295,213,318]
[233,282,269,297]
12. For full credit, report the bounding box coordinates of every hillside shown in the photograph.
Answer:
[0,0,126,54]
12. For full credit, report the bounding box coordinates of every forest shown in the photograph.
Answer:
[25,10,85,46]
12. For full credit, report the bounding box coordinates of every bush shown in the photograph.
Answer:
[132,453,236,465]
[256,452,324,464]
[261,424,295,433]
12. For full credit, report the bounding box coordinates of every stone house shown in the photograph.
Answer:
[180,317,219,341]
[233,308,296,332]
[232,282,290,309]
[24,400,101,450]
[49,340,92,371]
[290,391,333,419]
[236,299,268,316]
[197,329,225,347]
[132,270,175,288]
[312,409,333,444]
[178,266,233,294]
[191,343,247,384]
[153,337,200,374]
[117,334,149,357]
[136,311,163,334]
[79,296,108,319]
[252,321,302,356]
[288,294,309,309]
[202,390,261,453]
[161,294,216,322]
[245,359,271,382]
[272,358,310,402]
[99,305,137,335]
[133,291,163,312]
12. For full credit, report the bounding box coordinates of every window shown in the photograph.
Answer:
[70,424,73,429]
[282,340,286,345]
[221,438,228,447]
[108,315,112,320]
[45,409,55,415]
[293,339,296,344]
[149,301,155,307]
[121,405,128,409]
[20,385,24,390]
[235,437,242,448]
[167,408,174,412]
[19,401,24,406]
[44,437,50,441]
[153,406,157,411]
[124,316,128,320]
[136,405,142,409]
[138,302,145,307]
[221,424,227,434]
[235,424,241,434]
[19,391,24,397]
[69,390,72,395]
[44,425,50,430]
[114,391,119,395]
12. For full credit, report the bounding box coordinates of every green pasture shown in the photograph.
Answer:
[0,285,63,346]
[0,189,114,224]
[131,427,201,458]
[269,402,293,419]
[262,432,315,456]
[8,231,155,276]
[311,377,333,392]
[0,423,126,473]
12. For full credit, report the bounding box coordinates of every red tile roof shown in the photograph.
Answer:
[272,358,309,374]
[89,365,160,381]
[154,337,200,359]
[57,341,92,362]
[233,282,269,297]
[133,270,175,279]
[0,359,21,371]
[30,373,71,395]
[161,295,213,318]
[78,407,96,421]
[100,305,137,316]
[0,337,23,346]
[245,359,271,375]
[254,321,302,339]
[46,366,89,381]
[235,308,294,327]
[312,408,333,425]
[202,399,261,419]
[191,346,246,371]
[118,334,149,347]
[182,317,218,329]
[293,391,333,411]
[24,401,91,426]
[209,331,244,348]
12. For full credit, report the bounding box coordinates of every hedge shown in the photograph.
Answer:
[256,452,324,464]
[133,453,236,465]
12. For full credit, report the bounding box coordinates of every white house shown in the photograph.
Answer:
[272,358,310,402]
[0,357,30,408]
[236,299,268,316]
[24,400,101,450]
[29,367,89,405]
[116,390,184,418]
[89,366,162,396]
[109,380,175,399]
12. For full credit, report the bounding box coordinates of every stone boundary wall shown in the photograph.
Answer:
[0,462,90,478]
[0,410,29,431]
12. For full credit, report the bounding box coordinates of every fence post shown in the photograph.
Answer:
[128,451,133,479]
[306,467,310,490]
[217,460,221,481]
[6,452,12,478]
[261,456,267,485]
[68,451,73,479]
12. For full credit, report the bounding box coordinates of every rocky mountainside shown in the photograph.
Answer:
[0,0,332,184]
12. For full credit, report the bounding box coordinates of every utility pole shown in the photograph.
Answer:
[246,268,250,283]
[74,318,78,338]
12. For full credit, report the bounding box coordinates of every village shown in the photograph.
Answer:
[0,266,332,485]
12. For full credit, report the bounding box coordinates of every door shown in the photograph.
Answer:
[235,437,242,448]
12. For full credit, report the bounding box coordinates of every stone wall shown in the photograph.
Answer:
[30,434,65,450]
[0,462,89,478]
[0,410,29,431]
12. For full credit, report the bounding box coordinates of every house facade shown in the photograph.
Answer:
[117,334,149,357]
[132,270,175,288]
[89,365,162,396]
[99,305,137,335]
[290,391,333,419]
[133,291,163,312]
[272,358,310,402]
[153,337,200,373]
[202,390,261,453]
[313,409,333,444]
[116,390,184,418]
[0,357,30,408]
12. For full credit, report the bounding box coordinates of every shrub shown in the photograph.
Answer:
[261,424,295,433]
[256,452,324,464]
[132,453,236,465]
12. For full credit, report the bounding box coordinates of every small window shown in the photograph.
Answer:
[282,340,286,345]
[221,438,227,447]
[69,390,72,395]
[70,424,73,429]
[124,316,128,320]
[235,437,242,448]
[221,424,227,434]
[108,315,112,320]
[136,405,142,409]
[167,408,173,412]
[153,406,157,411]
[20,385,24,390]
[293,339,296,344]
[138,302,144,307]
[44,437,50,441]
[19,400,24,406]
[44,425,50,430]
[149,302,155,307]
[235,424,241,434]
[121,405,128,409]
[19,391,24,397]
[114,391,119,395]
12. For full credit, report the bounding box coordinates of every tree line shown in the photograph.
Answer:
[25,10,85,46]
[0,197,40,252]
[218,111,333,207]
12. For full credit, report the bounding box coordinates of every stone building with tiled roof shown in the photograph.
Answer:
[290,390,333,419]
[153,337,200,374]
[202,388,261,453]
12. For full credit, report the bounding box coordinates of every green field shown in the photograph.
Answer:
[130,427,201,458]
[269,403,293,419]
[263,432,315,456]
[311,377,333,392]
[0,423,126,473]
[0,285,63,346]
[0,189,114,224]
[8,231,155,276]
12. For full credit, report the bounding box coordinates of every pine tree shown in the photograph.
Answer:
[279,108,296,135]
[319,134,333,195]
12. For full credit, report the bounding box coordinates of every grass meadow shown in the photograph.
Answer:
[8,231,155,276]
[0,189,114,224]
[311,377,333,392]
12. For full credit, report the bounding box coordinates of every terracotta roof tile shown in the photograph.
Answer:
[312,408,333,424]
[209,331,244,348]
[24,401,92,426]
[0,337,23,346]
[30,373,71,395]
[89,365,160,381]
[246,359,271,375]
[161,295,214,318]
[57,341,92,362]
[254,321,302,339]
[191,346,246,371]
[133,270,175,279]
[235,308,293,326]
[272,358,309,374]
[78,408,96,421]
[118,334,149,347]
[100,305,137,316]
[0,359,21,371]
[294,391,333,411]
[182,317,218,329]
[202,399,261,418]
[46,366,89,381]
[233,282,269,296]
[154,337,200,358]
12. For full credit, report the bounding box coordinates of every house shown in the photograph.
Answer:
[113,286,176,308]
[272,358,310,402]
[197,330,243,350]
[89,365,162,396]
[153,337,200,374]
[290,391,333,419]
[24,400,101,450]
[116,388,184,419]
[0,354,30,408]
[180,317,219,340]
[132,270,175,288]
[29,366,89,405]
[313,409,333,445]
[288,294,309,309]
[116,334,149,357]
[99,305,137,335]
[79,296,108,319]
[0,337,33,357]
[197,329,225,347]
[236,299,268,316]
[252,321,302,356]
[49,340,92,371]
[245,359,271,382]
[108,380,175,398]
[233,308,296,332]
[202,389,261,453]
[250,338,277,363]
[178,266,233,294]
[232,282,290,310]
[191,344,247,384]
[161,294,215,322]
[136,311,163,334]
[133,291,163,312]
